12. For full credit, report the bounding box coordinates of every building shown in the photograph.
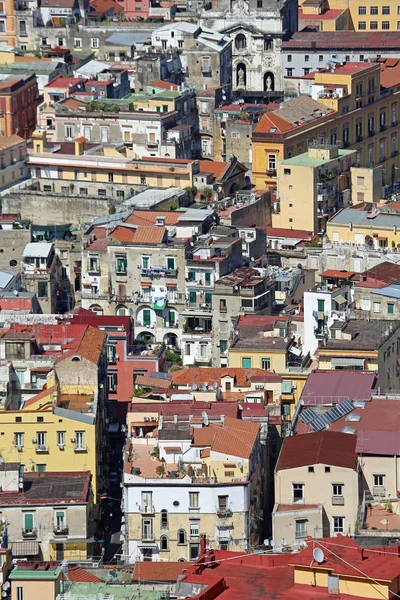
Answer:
[152,22,232,91]
[0,467,93,561]
[299,369,378,406]
[327,0,400,32]
[123,416,263,562]
[353,262,400,320]
[298,6,350,32]
[200,0,298,96]
[9,561,63,600]
[274,144,356,234]
[0,74,39,138]
[0,135,29,194]
[273,430,358,542]
[327,207,400,247]
[21,242,66,313]
[318,318,400,391]
[265,227,316,249]
[252,61,400,191]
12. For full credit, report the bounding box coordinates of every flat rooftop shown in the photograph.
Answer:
[280,148,355,168]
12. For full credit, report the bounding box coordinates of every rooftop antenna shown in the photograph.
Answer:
[313,547,325,565]
[201,411,209,427]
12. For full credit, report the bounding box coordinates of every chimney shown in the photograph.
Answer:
[200,533,207,555]
[156,215,166,227]
[74,136,87,156]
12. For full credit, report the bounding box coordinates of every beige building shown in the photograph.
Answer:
[123,417,263,562]
[274,144,356,235]
[351,165,382,204]
[10,561,63,600]
[0,134,29,193]
[0,466,93,561]
[21,242,66,313]
[273,430,359,544]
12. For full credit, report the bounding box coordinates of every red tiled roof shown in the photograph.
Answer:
[149,80,179,91]
[89,0,124,13]
[23,384,57,408]
[277,430,357,471]
[67,566,101,583]
[124,210,181,226]
[380,65,400,89]
[211,417,260,459]
[263,227,313,239]
[110,225,136,243]
[300,370,377,405]
[277,504,319,512]
[171,367,282,387]
[253,112,292,135]
[361,261,400,285]
[299,8,345,20]
[85,226,108,251]
[320,269,355,279]
[45,76,85,88]
[198,160,230,179]
[131,226,166,245]
[283,31,400,51]
[132,561,185,582]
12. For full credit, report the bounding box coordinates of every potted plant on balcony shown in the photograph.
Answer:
[384,501,393,513]
[156,465,165,478]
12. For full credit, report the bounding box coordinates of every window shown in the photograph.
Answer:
[287,54,292,63]
[373,302,381,313]
[370,6,378,14]
[14,432,23,448]
[257,0,262,7]
[75,431,85,450]
[358,21,366,29]
[398,20,400,28]
[220,340,228,352]
[0,20,4,32]
[370,20,378,29]
[37,432,46,448]
[107,372,117,392]
[382,5,390,13]
[235,34,246,49]
[160,535,169,551]
[160,509,168,529]
[202,57,210,73]
[91,38,99,48]
[74,38,82,48]
[38,281,48,299]
[333,516,344,533]
[332,484,344,496]
[295,519,307,538]
[373,474,385,486]
[23,512,34,533]
[317,299,325,312]
[55,510,66,531]
[189,492,199,508]
[142,256,150,269]
[190,520,200,536]
[101,127,108,143]
[308,466,314,473]
[17,588,24,600]
[107,344,116,364]
[108,172,114,183]
[388,303,394,315]
[57,431,65,447]
[65,125,73,139]
[142,519,152,540]
[242,357,252,368]
[140,176,146,185]
[382,21,390,29]
[6,342,25,360]
[190,543,200,560]
[304,55,309,62]
[319,55,323,62]
[268,154,276,170]
[286,68,293,77]
[167,257,175,270]
[261,358,271,370]
[116,255,127,274]
[358,6,366,13]
[178,529,186,544]
[293,483,304,503]
[325,466,331,473]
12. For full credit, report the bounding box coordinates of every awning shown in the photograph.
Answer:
[334,294,346,305]
[138,542,158,548]
[331,357,365,367]
[49,537,95,544]
[153,299,166,310]
[141,283,151,288]
[165,446,181,452]
[10,541,39,556]
[281,239,299,247]
[289,346,301,356]
[166,283,177,288]
[281,380,293,394]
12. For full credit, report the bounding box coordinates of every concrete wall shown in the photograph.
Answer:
[227,195,271,228]
[0,228,31,271]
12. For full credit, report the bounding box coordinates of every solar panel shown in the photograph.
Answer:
[300,408,317,424]
[335,399,354,416]
[310,416,328,432]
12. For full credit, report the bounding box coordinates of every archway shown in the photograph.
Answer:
[229,182,239,195]
[236,63,246,88]
[136,332,155,343]
[164,332,178,347]
[116,304,129,316]
[235,34,246,50]
[89,304,103,315]
[264,71,274,92]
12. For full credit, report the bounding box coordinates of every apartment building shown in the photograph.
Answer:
[123,416,263,562]
[0,74,39,138]
[21,242,66,314]
[353,262,400,320]
[274,144,356,234]
[0,467,93,561]
[273,430,358,542]
[0,134,29,193]
[253,61,400,190]
[327,207,400,247]
[28,131,198,198]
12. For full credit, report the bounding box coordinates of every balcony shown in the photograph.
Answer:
[81,292,108,300]
[22,528,37,538]
[53,525,69,535]
[373,486,386,497]
[35,444,48,453]
[216,507,233,518]
[368,129,375,137]
[380,123,387,132]
[140,504,155,515]
[74,444,87,452]
[141,532,155,542]
[87,265,100,275]
[182,303,212,315]
[141,267,178,278]
[332,496,345,505]
[266,169,277,178]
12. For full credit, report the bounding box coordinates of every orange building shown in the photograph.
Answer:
[0,75,39,138]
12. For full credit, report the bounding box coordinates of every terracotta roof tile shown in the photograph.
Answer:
[192,425,220,447]
[211,417,260,459]
[198,160,229,179]
[125,210,181,226]
[67,566,101,583]
[135,374,171,388]
[171,367,282,387]
[76,326,105,364]
[277,430,357,471]
[0,134,25,151]
[149,80,179,91]
[110,225,136,243]
[132,561,185,582]
[131,226,166,245]
[23,385,57,409]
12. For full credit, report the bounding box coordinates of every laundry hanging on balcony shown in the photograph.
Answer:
[153,298,167,310]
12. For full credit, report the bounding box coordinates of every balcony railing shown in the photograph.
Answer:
[141,267,178,278]
[35,444,48,452]
[140,504,155,515]
[373,486,386,497]
[216,507,233,518]
[141,532,155,541]
[332,496,345,505]
[53,525,69,535]
[22,528,37,538]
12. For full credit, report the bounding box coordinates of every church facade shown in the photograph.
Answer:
[201,0,298,94]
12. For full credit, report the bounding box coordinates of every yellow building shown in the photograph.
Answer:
[275,144,356,234]
[28,130,197,192]
[253,61,400,191]
[327,206,400,247]
[123,417,263,562]
[299,0,400,31]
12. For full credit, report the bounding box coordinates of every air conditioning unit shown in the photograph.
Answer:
[70,437,76,443]
[31,438,37,444]
[16,445,23,452]
[58,443,65,450]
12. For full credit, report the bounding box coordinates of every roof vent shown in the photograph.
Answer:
[341,426,356,434]
[353,400,366,409]
[345,413,361,422]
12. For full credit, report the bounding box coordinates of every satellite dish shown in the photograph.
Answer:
[19,477,23,482]
[263,538,269,546]
[1,518,6,525]
[270,539,274,547]
[2,591,7,598]
[313,547,325,564]
[201,411,209,426]
[238,462,243,470]
[2,582,10,591]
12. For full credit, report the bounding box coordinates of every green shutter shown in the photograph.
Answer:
[143,309,151,326]
[205,292,212,305]
[242,357,252,368]
[24,513,33,530]
[388,303,394,314]
[317,299,325,312]
[167,258,175,270]
[205,273,211,283]
[220,340,228,352]
[56,511,64,519]
[189,291,196,305]
[169,311,175,325]
[188,271,195,281]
